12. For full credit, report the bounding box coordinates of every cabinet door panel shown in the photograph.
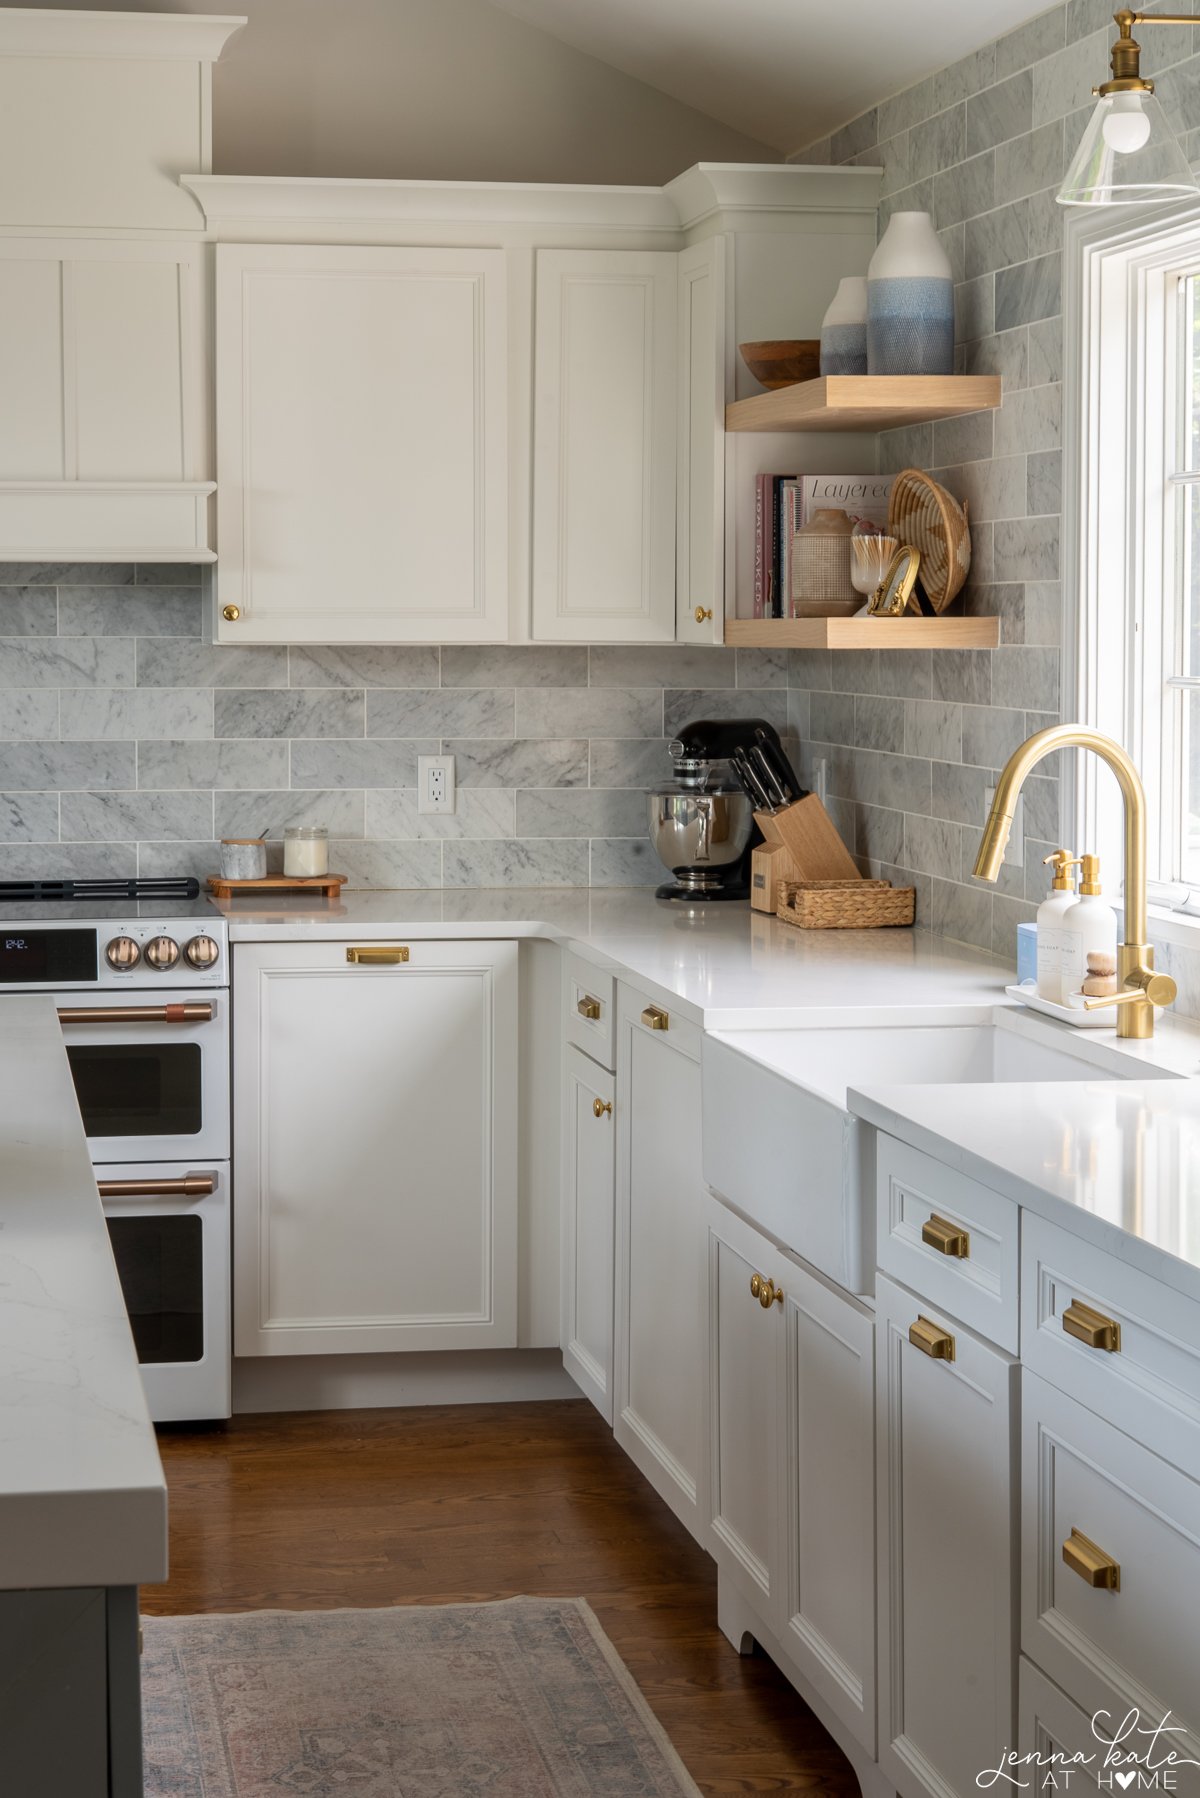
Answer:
[533,249,677,642]
[234,940,517,1355]
[72,257,190,480]
[0,256,63,478]
[706,1199,778,1607]
[561,1045,615,1421]
[876,1274,1018,1798]
[676,236,726,643]
[216,244,507,643]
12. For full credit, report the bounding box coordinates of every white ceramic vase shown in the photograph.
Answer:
[819,275,869,376]
[867,211,954,376]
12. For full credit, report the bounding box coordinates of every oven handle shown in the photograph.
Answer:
[57,1002,215,1026]
[96,1175,217,1199]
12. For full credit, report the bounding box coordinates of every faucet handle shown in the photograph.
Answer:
[1082,969,1177,1012]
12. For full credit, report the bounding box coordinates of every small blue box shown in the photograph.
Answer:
[1016,921,1038,984]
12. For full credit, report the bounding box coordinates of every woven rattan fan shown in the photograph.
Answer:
[887,469,971,614]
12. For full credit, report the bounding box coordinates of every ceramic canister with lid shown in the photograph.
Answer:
[867,211,954,375]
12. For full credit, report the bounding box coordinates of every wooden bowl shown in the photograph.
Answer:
[739,339,821,391]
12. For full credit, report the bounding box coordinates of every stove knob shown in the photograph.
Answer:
[144,934,181,971]
[184,934,220,970]
[105,935,141,971]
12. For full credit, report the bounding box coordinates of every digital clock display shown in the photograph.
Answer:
[0,929,97,983]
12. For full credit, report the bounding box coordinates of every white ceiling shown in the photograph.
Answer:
[487,0,1061,153]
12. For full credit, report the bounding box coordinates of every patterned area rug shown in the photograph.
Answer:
[142,1597,702,1797]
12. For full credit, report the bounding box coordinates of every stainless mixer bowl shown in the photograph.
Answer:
[647,789,754,888]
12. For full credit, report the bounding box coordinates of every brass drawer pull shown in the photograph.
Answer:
[750,1273,784,1309]
[592,1098,613,1119]
[1062,1299,1121,1353]
[921,1213,970,1258]
[346,946,410,965]
[641,1005,669,1031]
[577,995,602,1020]
[58,1003,214,1026]
[909,1315,956,1361]
[97,1175,216,1199]
[1063,1528,1120,1591]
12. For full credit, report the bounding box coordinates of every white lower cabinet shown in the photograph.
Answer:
[1018,1657,1104,1797]
[706,1195,876,1752]
[561,1044,616,1422]
[233,939,518,1355]
[875,1272,1019,1798]
[613,988,707,1540]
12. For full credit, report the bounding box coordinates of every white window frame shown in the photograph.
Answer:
[1064,196,1200,942]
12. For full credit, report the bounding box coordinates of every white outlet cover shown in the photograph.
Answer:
[418,754,456,815]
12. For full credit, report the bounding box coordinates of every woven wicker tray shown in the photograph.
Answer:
[776,878,916,930]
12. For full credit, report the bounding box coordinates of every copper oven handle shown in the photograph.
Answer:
[96,1175,216,1199]
[57,1003,214,1026]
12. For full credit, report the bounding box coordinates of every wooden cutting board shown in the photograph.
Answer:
[755,796,860,883]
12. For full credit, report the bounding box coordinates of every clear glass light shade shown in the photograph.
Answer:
[1057,90,1200,205]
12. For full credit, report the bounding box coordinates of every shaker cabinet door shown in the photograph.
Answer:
[561,1044,616,1422]
[215,243,508,642]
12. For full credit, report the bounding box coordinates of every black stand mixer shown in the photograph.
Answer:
[646,717,804,902]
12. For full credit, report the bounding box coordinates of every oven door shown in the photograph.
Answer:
[97,1160,230,1423]
[58,988,229,1162]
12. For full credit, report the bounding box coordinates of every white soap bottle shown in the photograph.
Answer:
[1036,849,1079,1003]
[1058,854,1118,1003]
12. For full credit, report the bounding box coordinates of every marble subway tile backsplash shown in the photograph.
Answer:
[0,566,786,890]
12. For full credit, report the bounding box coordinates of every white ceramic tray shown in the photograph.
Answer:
[1004,981,1113,1030]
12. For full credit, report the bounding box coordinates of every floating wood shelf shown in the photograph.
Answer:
[725,615,1000,649]
[724,375,1001,434]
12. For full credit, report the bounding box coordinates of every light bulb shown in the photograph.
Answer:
[1101,92,1153,154]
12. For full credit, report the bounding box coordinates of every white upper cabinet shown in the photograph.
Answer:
[214,243,509,643]
[532,249,679,643]
[676,236,726,645]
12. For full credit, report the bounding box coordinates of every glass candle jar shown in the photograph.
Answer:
[284,825,329,878]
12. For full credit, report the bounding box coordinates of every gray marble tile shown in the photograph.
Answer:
[215,689,364,740]
[829,651,879,697]
[735,648,788,689]
[854,801,904,864]
[367,688,515,738]
[903,812,961,879]
[441,646,588,687]
[965,326,1030,390]
[939,43,997,111]
[331,840,444,890]
[60,790,214,842]
[59,588,202,638]
[967,70,1034,154]
[1027,449,1062,515]
[905,700,962,761]
[443,839,590,888]
[992,891,1038,959]
[831,108,879,163]
[932,409,995,469]
[810,691,856,745]
[136,840,223,882]
[787,688,810,742]
[664,689,786,736]
[963,200,1031,283]
[449,738,589,789]
[856,694,905,753]
[365,789,515,840]
[60,688,213,740]
[878,75,940,142]
[993,382,1061,458]
[994,518,1060,583]
[1024,187,1064,262]
[516,687,661,739]
[6,563,134,586]
[589,646,734,688]
[932,759,994,825]
[137,739,288,791]
[971,521,996,582]
[787,649,832,692]
[590,838,661,888]
[931,876,995,951]
[0,792,58,842]
[962,703,1031,769]
[995,253,1061,331]
[215,789,365,840]
[2,841,136,879]
[138,641,289,688]
[590,739,674,789]
[934,151,996,230]
[0,638,132,688]
[134,563,208,586]
[1023,581,1062,647]
[997,7,1065,80]
[0,691,59,740]
[932,649,992,705]
[909,105,967,182]
[851,749,932,813]
[875,651,934,701]
[516,789,648,837]
[1021,772,1060,842]
[879,422,935,474]
[0,589,58,636]
[290,740,432,789]
[967,581,1025,646]
[287,645,440,688]
[1033,31,1108,125]
[0,742,134,791]
[952,454,1026,523]
[1028,316,1063,387]
[955,274,996,345]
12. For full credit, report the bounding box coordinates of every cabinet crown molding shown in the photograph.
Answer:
[664,162,883,230]
[0,8,245,62]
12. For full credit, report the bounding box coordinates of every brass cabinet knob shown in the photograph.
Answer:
[749,1272,783,1308]
[1062,1299,1121,1353]
[694,606,714,623]
[577,995,602,1020]
[1062,1528,1120,1591]
[908,1315,956,1362]
[221,604,241,622]
[592,1097,613,1119]
[640,1004,669,1031]
[921,1213,970,1258]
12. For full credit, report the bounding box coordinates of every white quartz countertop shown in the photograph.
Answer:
[0,997,167,1590]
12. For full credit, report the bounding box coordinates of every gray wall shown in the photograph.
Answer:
[0,567,787,890]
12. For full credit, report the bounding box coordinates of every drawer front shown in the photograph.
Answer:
[876,1135,1019,1352]
[1022,1212,1200,1482]
[618,981,701,1064]
[1022,1370,1200,1778]
[1021,1653,1200,1798]
[565,953,616,1071]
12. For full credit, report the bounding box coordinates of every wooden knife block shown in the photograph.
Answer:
[750,796,860,914]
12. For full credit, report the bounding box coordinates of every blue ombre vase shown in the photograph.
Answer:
[866,212,954,376]
[819,276,869,376]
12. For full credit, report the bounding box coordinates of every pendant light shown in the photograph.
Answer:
[1057,9,1200,206]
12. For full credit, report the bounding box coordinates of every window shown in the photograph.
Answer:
[1067,200,1200,924]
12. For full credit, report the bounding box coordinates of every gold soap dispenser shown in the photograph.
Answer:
[1036,850,1079,1004]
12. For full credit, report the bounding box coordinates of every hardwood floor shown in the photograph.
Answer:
[146,1398,860,1795]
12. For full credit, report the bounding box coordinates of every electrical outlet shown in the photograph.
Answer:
[418,754,455,816]
[983,788,1024,868]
